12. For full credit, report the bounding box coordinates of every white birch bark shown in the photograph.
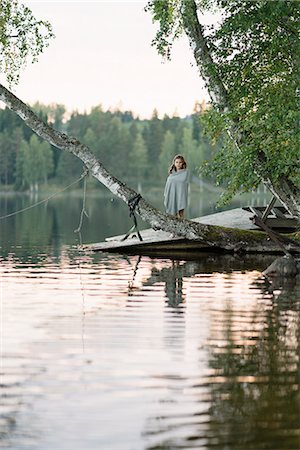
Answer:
[181,0,300,219]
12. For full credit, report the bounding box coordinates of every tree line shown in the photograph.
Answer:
[0,100,213,191]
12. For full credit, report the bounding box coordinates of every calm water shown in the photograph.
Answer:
[1,191,299,450]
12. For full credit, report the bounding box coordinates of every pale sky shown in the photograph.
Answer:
[16,0,217,118]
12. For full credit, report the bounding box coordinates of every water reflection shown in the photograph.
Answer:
[145,260,186,308]
[1,193,299,450]
[142,264,300,450]
[0,192,143,259]
[205,278,300,450]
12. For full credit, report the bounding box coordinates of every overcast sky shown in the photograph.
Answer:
[16,1,217,118]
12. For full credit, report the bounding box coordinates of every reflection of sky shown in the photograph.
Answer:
[16,1,219,118]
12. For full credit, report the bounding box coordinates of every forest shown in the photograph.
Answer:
[0,100,213,191]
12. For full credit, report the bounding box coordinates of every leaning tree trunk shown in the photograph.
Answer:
[0,82,299,253]
[181,0,300,220]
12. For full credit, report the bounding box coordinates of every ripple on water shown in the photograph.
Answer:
[1,250,300,449]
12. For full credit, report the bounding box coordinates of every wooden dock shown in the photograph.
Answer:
[82,208,262,254]
[82,206,300,256]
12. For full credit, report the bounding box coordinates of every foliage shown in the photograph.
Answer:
[147,0,300,203]
[143,109,164,161]
[16,134,53,189]
[209,0,300,194]
[0,132,12,184]
[128,131,148,181]
[0,0,54,85]
[180,127,200,175]
[145,0,184,59]
[32,102,66,131]
[159,130,176,177]
[0,103,213,190]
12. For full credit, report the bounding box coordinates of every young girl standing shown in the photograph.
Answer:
[164,155,189,218]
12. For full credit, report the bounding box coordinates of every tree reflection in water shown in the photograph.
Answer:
[141,258,300,450]
[205,279,300,450]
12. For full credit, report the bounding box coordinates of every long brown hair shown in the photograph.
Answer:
[168,154,187,174]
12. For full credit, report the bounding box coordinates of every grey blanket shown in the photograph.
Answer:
[164,169,189,215]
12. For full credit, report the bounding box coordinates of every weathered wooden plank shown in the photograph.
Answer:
[261,196,277,221]
[265,218,299,228]
[194,208,258,230]
[247,206,263,218]
[272,207,289,219]
[244,205,298,223]
[87,236,206,253]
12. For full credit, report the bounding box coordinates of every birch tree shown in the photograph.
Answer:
[146,0,300,217]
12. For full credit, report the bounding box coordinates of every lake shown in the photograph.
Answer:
[1,189,299,450]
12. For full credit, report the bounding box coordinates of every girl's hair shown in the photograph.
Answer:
[168,154,187,174]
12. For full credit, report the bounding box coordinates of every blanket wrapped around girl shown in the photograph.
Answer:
[164,155,188,218]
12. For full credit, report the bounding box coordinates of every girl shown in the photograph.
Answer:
[164,155,188,218]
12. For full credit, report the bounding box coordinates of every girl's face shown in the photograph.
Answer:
[174,158,184,170]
